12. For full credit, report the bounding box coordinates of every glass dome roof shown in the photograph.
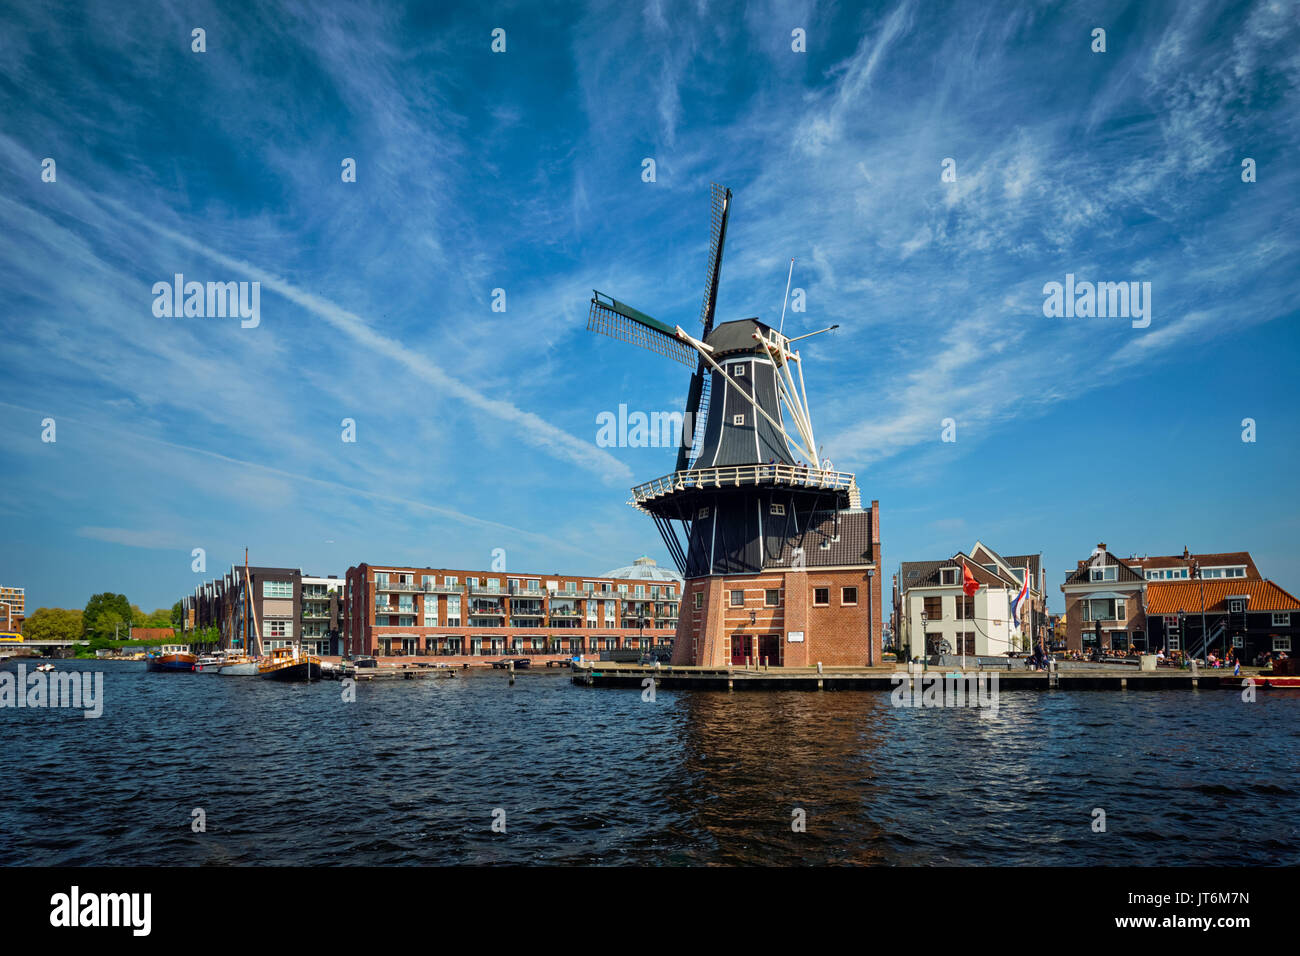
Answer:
[602,556,683,584]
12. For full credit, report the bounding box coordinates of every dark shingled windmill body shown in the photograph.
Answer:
[586,184,882,668]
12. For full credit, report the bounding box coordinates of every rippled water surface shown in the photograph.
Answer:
[2,660,1297,865]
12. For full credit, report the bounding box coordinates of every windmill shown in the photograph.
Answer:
[586,185,875,668]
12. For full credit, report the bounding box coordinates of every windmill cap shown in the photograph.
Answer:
[705,318,773,357]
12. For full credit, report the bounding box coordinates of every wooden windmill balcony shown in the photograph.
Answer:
[629,463,860,511]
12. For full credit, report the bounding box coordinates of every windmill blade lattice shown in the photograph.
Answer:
[586,292,696,367]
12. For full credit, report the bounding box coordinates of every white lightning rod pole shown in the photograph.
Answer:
[778,258,795,334]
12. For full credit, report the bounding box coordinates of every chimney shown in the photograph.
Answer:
[1182,546,1189,559]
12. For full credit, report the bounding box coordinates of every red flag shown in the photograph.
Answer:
[961,561,980,597]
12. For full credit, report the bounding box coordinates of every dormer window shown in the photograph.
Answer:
[940,568,957,586]
[1090,566,1117,582]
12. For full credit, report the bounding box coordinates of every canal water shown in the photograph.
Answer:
[1,660,1297,865]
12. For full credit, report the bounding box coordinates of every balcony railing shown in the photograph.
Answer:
[375,580,421,593]
[629,462,858,510]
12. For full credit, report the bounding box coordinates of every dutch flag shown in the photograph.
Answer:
[1009,566,1030,633]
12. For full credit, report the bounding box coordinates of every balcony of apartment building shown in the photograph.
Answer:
[468,581,507,596]
[302,601,332,620]
[548,600,582,627]
[421,580,463,594]
[302,584,336,600]
[374,577,424,593]
[469,597,506,617]
[508,581,546,597]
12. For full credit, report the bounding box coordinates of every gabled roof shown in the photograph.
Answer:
[969,540,1042,592]
[1145,580,1300,615]
[1064,550,1144,584]
[899,552,1010,591]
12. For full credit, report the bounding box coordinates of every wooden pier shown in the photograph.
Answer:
[571,662,1263,691]
[327,663,460,682]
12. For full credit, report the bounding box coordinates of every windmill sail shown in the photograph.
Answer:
[587,292,696,367]
[677,183,732,470]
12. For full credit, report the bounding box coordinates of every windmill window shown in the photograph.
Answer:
[732,365,745,377]
[733,414,745,426]
[770,503,786,516]
[697,507,710,520]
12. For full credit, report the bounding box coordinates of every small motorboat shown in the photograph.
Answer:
[35,662,55,672]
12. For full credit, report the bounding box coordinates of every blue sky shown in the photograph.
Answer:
[1,0,1297,615]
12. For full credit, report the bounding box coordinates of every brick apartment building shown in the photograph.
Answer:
[1,585,25,636]
[344,558,681,658]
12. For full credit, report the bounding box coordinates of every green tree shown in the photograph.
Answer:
[170,601,184,629]
[21,607,84,643]
[83,592,132,641]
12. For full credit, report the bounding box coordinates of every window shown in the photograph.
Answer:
[923,596,942,620]
[508,578,519,590]
[445,576,458,587]
[266,619,292,637]
[841,587,858,606]
[263,580,292,598]
[939,568,956,586]
[732,364,745,377]
[770,503,786,516]
[732,414,745,426]
[1082,598,1124,621]
[813,588,829,606]
[1228,600,1245,614]
[730,590,744,607]
[698,507,710,519]
[694,592,704,609]
[1273,612,1291,627]
[765,589,780,607]
[1274,636,1292,652]
[1090,566,1118,582]
[422,575,432,589]
[635,585,646,597]
[424,600,437,626]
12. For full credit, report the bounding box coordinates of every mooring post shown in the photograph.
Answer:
[816,660,823,691]
[508,659,515,685]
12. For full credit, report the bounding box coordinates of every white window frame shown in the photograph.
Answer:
[732,414,745,426]
[770,503,786,516]
[1273,636,1292,652]
[1272,612,1291,627]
